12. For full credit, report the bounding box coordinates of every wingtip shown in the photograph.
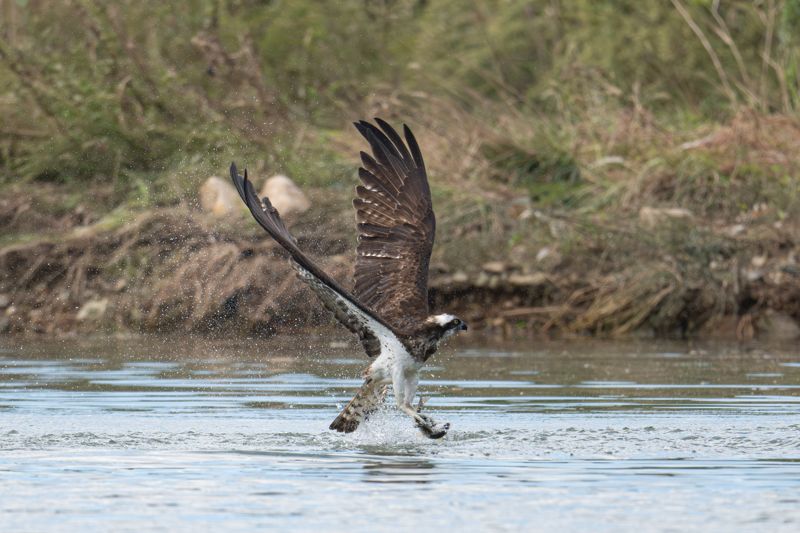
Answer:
[242,169,251,191]
[356,119,379,132]
[229,161,248,180]
[374,117,395,132]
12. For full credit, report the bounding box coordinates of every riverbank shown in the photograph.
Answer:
[3,2,800,341]
[2,114,799,341]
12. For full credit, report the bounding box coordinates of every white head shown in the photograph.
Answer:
[432,313,458,327]
[428,313,468,340]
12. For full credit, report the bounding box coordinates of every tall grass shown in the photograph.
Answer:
[0,0,798,204]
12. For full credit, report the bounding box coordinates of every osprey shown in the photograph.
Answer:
[230,118,467,439]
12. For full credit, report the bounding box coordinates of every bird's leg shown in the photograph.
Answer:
[414,396,436,427]
[395,374,449,439]
[416,396,428,412]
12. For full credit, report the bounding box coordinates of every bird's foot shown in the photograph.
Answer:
[414,400,449,439]
[416,419,450,439]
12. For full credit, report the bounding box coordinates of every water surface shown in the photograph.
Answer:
[2,336,800,531]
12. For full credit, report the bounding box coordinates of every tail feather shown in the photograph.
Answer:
[330,378,388,433]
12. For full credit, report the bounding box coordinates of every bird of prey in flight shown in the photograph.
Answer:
[230,118,467,439]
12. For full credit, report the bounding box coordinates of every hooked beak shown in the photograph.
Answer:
[460,322,468,332]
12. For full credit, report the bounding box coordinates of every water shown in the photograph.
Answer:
[2,336,800,532]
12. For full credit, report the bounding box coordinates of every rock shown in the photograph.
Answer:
[767,270,785,285]
[508,273,549,287]
[536,247,553,262]
[758,312,800,341]
[77,298,109,322]
[726,224,746,237]
[482,261,507,274]
[639,206,693,228]
[509,196,532,220]
[199,176,242,217]
[451,271,469,284]
[434,270,470,288]
[0,294,9,309]
[744,269,763,282]
[536,247,563,270]
[259,175,311,216]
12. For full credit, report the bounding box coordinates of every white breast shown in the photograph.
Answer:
[369,334,417,383]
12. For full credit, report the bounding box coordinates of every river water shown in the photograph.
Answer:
[1,335,799,532]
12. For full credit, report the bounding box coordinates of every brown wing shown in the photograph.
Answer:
[230,163,396,358]
[352,119,435,329]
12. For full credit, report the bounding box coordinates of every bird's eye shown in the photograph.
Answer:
[452,319,461,326]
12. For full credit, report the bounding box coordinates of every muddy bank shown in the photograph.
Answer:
[1,190,799,342]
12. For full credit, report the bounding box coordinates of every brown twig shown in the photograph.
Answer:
[671,0,738,109]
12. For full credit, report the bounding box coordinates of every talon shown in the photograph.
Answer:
[416,420,450,440]
[423,422,449,440]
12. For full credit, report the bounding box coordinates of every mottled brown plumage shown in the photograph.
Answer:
[328,377,388,433]
[352,119,435,331]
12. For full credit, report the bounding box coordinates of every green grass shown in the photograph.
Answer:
[2,1,799,198]
[2,2,800,320]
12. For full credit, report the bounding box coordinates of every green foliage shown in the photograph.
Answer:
[482,140,582,206]
[244,1,415,120]
[1,0,799,209]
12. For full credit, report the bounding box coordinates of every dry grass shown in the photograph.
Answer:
[1,93,799,339]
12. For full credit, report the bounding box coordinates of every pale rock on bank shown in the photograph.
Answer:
[259,175,311,216]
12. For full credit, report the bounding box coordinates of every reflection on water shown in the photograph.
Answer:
[1,336,800,532]
[361,457,436,484]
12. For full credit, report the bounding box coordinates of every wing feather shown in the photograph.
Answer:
[230,163,397,357]
[352,119,435,328]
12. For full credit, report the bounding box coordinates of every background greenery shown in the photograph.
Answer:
[2,1,799,195]
[1,0,800,337]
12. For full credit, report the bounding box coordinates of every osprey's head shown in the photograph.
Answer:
[428,313,468,340]
[417,313,468,361]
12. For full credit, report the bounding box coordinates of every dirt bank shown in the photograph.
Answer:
[1,180,799,342]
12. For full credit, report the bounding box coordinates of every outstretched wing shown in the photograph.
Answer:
[352,119,435,328]
[230,163,395,357]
